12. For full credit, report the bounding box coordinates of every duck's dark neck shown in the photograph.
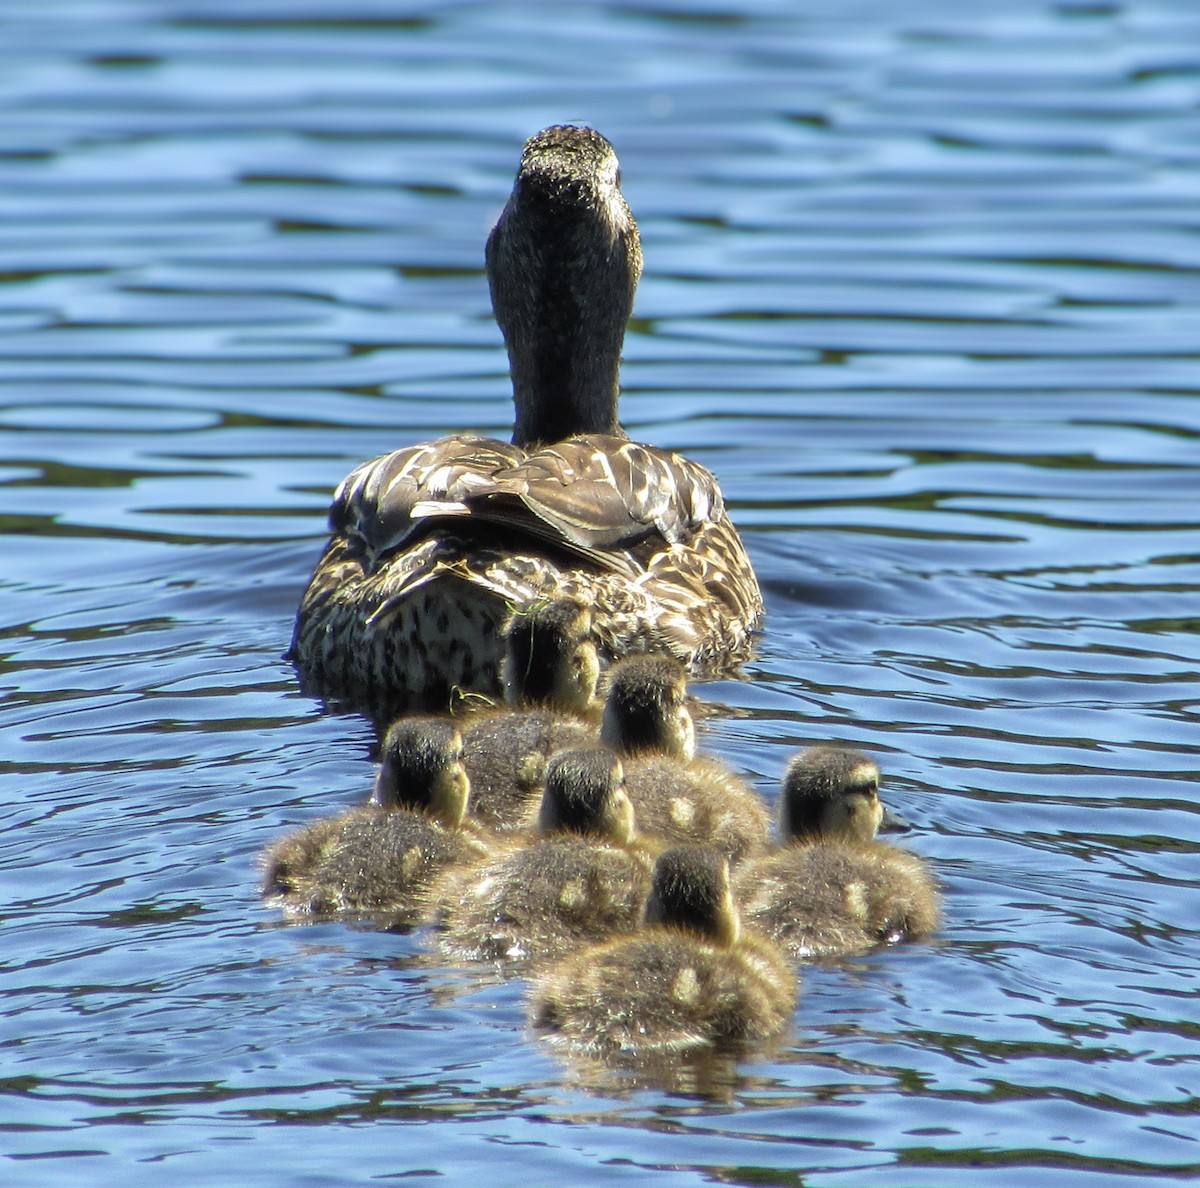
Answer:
[507,316,625,449]
[487,154,640,450]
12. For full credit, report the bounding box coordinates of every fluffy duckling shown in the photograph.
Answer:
[427,748,656,965]
[734,747,940,958]
[598,654,769,862]
[502,596,601,714]
[529,845,796,1055]
[263,718,489,922]
[455,598,599,831]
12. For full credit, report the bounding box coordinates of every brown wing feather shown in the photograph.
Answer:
[320,430,761,676]
[331,436,525,564]
[407,434,730,578]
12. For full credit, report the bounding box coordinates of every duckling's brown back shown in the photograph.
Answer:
[459,710,594,830]
[432,834,652,964]
[736,840,938,958]
[859,843,941,939]
[622,754,769,863]
[531,928,794,1054]
[271,808,483,922]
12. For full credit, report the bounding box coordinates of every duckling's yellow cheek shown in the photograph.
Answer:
[447,769,470,818]
[670,967,701,1007]
[678,711,696,760]
[571,646,600,703]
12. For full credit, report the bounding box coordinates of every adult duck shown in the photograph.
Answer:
[291,124,763,715]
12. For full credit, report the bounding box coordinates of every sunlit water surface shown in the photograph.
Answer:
[2,1,1199,1184]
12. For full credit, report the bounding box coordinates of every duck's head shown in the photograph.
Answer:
[780,747,883,846]
[487,124,642,449]
[643,846,740,950]
[537,747,635,845]
[374,717,470,827]
[504,598,599,714]
[599,654,696,759]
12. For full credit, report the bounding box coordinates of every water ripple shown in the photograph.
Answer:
[1,0,1199,1184]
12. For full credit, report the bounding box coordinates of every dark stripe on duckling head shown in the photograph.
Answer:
[538,747,631,842]
[375,717,465,810]
[643,845,739,949]
[781,746,880,843]
[600,654,691,756]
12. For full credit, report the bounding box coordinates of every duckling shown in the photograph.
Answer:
[598,654,769,862]
[426,748,656,965]
[733,747,940,958]
[501,596,601,714]
[529,845,796,1055]
[262,718,489,922]
[453,598,599,832]
[291,124,763,717]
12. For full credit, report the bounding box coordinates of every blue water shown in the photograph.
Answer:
[2,0,1199,1183]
